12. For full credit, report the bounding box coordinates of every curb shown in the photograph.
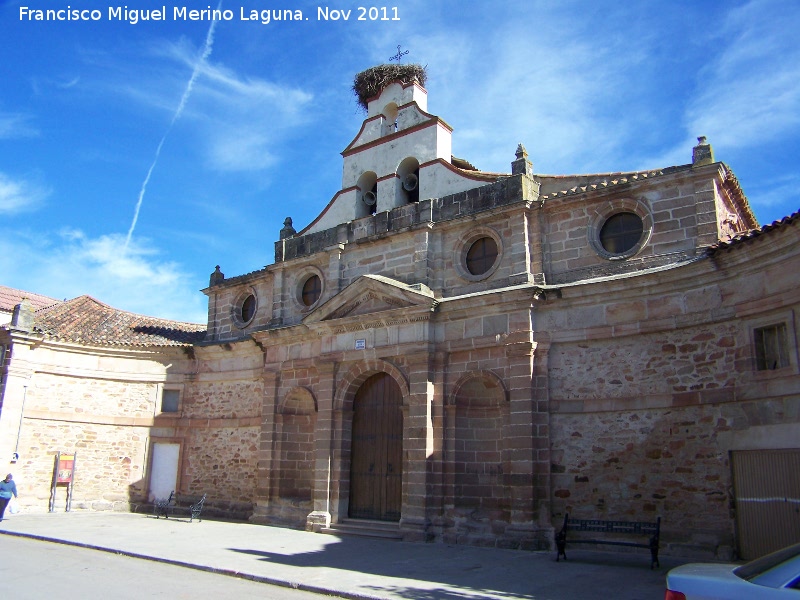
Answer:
[0,529,382,600]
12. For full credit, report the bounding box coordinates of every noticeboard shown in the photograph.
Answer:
[49,451,76,512]
[57,454,75,483]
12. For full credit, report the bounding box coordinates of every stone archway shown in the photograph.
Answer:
[446,371,510,535]
[275,388,317,503]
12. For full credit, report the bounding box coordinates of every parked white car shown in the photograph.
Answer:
[665,543,800,599]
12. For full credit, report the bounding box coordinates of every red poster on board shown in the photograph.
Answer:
[57,454,74,483]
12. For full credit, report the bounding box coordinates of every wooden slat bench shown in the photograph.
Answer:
[153,491,206,523]
[555,513,661,568]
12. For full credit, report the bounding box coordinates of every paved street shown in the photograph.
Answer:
[0,535,329,600]
[0,512,689,599]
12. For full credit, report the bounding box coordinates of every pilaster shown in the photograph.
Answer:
[399,351,435,540]
[0,335,35,468]
[502,332,553,549]
[306,361,336,530]
[503,337,536,526]
[250,369,278,523]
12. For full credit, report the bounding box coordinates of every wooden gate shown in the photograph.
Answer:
[732,449,800,559]
[349,373,403,521]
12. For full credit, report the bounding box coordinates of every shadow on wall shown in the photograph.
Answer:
[549,406,737,560]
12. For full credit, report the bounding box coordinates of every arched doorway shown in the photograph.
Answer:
[349,372,403,521]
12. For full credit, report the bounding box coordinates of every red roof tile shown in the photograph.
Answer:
[32,295,206,347]
[0,285,62,313]
[711,209,800,251]
[538,168,677,200]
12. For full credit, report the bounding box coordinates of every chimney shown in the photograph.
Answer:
[11,298,35,332]
[692,136,714,167]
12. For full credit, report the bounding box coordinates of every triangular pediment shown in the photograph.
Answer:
[303,275,438,324]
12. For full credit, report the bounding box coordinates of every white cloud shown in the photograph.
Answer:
[59,76,81,89]
[632,0,800,221]
[394,3,657,173]
[0,172,50,214]
[188,61,313,172]
[105,37,315,173]
[745,174,800,213]
[206,128,278,171]
[686,0,800,150]
[0,229,208,323]
[0,112,38,139]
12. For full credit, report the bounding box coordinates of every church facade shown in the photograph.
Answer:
[1,67,798,560]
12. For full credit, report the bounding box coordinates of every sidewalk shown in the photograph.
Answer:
[0,512,682,599]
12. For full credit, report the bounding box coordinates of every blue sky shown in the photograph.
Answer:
[1,0,798,324]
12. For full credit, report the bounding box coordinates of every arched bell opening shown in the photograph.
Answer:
[356,171,378,217]
[396,157,420,205]
[381,102,399,136]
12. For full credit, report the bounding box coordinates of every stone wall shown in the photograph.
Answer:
[9,355,163,513]
[166,350,263,517]
[28,373,157,418]
[542,214,800,558]
[543,168,721,284]
[181,424,259,513]
[5,340,266,519]
[204,275,273,343]
[182,379,263,420]
[269,385,318,526]
[551,405,734,555]
[20,421,149,512]
[549,323,741,403]
[550,390,800,559]
[212,175,535,343]
[447,375,510,544]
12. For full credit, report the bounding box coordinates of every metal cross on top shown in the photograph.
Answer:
[389,45,409,62]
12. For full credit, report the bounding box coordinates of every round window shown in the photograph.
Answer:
[240,294,256,323]
[301,275,322,307]
[466,236,498,276]
[599,212,644,254]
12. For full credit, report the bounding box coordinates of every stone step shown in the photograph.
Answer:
[319,519,403,540]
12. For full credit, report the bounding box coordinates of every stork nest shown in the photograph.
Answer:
[352,64,427,111]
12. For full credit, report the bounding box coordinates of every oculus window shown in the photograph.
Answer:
[240,294,256,323]
[599,212,644,254]
[302,275,322,307]
[232,288,258,328]
[466,237,498,276]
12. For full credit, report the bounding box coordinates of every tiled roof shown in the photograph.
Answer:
[711,210,800,251]
[207,267,269,290]
[451,155,478,171]
[538,168,686,200]
[0,285,62,313]
[31,295,206,347]
[721,166,758,229]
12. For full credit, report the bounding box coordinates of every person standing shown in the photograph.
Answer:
[0,473,18,520]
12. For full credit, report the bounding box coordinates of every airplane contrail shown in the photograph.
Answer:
[124,2,223,251]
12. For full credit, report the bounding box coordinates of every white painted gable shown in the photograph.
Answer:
[301,75,502,235]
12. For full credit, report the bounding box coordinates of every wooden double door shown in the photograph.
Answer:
[349,373,403,522]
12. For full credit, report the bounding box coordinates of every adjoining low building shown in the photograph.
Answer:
[0,295,207,513]
[1,65,798,560]
[0,286,61,325]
